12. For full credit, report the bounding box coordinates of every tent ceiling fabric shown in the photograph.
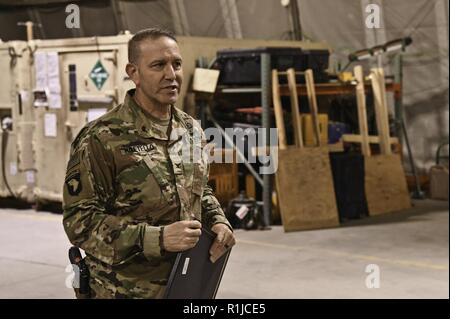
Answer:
[0,0,153,6]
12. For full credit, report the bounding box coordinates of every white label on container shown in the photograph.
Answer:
[35,52,47,90]
[47,52,61,94]
[235,205,249,220]
[20,90,29,103]
[192,68,220,93]
[182,257,190,275]
[9,162,17,176]
[44,113,57,137]
[48,93,62,109]
[26,171,35,184]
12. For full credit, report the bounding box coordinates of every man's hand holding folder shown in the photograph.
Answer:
[209,223,236,263]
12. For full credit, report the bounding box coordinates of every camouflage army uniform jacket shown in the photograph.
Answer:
[63,89,231,299]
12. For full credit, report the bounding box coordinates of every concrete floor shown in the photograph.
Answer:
[0,199,448,299]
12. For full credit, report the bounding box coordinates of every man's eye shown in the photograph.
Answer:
[152,63,164,69]
[173,61,182,69]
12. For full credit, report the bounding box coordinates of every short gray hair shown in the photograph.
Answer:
[128,28,177,63]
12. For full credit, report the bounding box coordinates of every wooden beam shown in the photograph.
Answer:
[370,68,392,155]
[377,68,392,154]
[272,70,287,150]
[278,82,401,97]
[251,142,344,156]
[342,134,399,144]
[354,65,371,156]
[305,69,322,147]
[287,68,304,148]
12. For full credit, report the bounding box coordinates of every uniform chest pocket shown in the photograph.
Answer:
[115,151,172,214]
[116,161,169,213]
[142,154,177,206]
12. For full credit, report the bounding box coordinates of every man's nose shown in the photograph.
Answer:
[164,64,176,80]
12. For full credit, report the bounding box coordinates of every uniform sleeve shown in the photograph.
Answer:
[62,133,163,266]
[201,181,233,231]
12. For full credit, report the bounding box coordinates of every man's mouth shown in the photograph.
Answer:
[161,85,178,92]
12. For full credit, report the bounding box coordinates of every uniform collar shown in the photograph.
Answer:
[124,89,187,142]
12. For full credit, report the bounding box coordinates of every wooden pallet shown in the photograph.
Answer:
[273,68,339,231]
[351,66,411,215]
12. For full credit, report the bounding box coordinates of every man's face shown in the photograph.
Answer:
[128,36,183,107]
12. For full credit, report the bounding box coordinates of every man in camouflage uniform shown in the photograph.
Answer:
[63,28,235,299]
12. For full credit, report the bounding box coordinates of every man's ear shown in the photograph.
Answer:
[126,63,139,87]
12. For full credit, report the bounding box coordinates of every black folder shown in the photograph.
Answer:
[163,227,232,299]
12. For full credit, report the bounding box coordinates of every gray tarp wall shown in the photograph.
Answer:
[0,0,448,173]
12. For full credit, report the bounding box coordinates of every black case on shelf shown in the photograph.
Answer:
[215,47,329,85]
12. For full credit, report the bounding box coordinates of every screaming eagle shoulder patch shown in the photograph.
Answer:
[65,172,82,196]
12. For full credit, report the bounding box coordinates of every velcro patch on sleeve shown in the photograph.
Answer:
[65,170,82,196]
[66,152,81,171]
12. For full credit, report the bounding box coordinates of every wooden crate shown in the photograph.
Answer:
[207,149,239,207]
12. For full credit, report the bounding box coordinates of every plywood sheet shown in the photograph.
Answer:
[365,154,411,215]
[275,146,339,231]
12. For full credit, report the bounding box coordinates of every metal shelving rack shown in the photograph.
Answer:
[214,53,273,226]
[260,53,272,227]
